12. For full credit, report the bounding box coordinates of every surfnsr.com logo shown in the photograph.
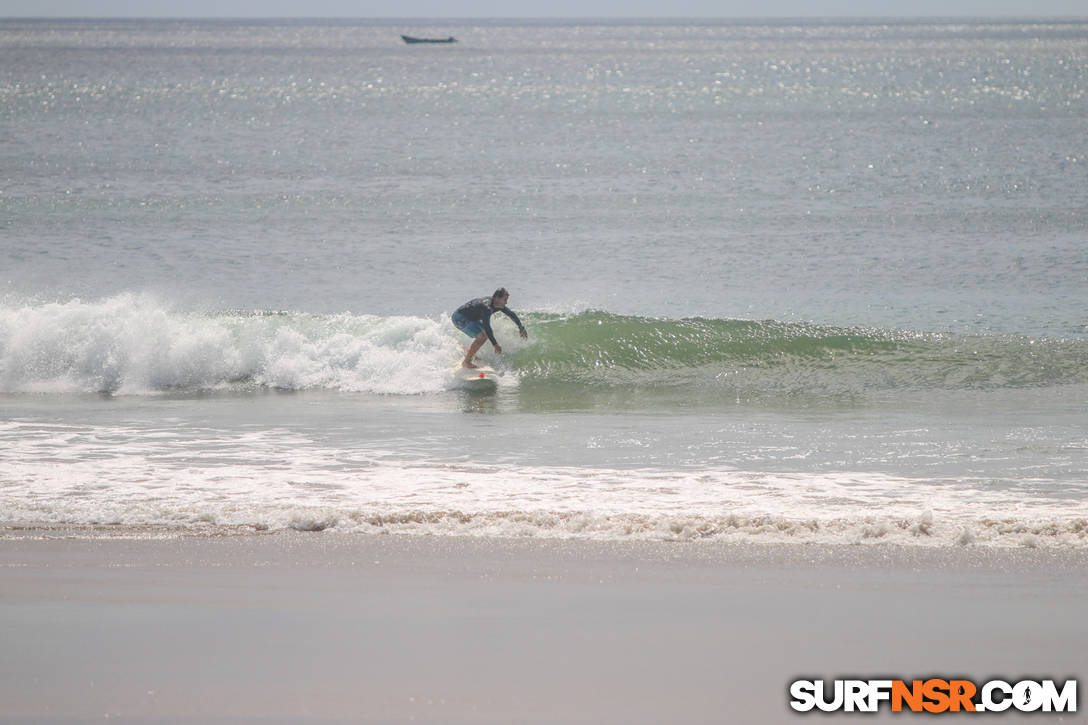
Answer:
[789,678,1077,714]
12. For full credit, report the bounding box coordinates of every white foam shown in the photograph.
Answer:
[0,294,468,395]
[2,420,1086,548]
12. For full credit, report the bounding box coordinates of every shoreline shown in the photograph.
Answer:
[2,533,1085,723]
[4,515,1088,549]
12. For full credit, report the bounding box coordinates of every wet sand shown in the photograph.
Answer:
[1,532,1084,723]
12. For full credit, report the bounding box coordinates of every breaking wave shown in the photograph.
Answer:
[1,295,1085,397]
[0,293,461,395]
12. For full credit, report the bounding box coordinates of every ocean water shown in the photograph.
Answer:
[1,18,1086,547]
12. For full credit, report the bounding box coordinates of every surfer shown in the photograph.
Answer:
[452,288,528,368]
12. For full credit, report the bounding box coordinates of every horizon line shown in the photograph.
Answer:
[2,14,1086,20]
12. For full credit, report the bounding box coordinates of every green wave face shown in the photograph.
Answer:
[511,312,1088,397]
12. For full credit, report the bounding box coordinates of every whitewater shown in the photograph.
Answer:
[0,294,463,395]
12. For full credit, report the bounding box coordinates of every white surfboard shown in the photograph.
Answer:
[451,363,501,383]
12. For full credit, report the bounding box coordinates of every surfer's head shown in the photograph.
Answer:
[491,288,509,308]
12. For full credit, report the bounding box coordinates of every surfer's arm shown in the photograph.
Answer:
[482,317,498,346]
[500,308,528,337]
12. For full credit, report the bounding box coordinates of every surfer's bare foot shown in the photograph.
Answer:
[461,361,477,369]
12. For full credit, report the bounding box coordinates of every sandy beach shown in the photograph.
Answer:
[1,532,1084,724]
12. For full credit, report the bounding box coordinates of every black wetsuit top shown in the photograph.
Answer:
[454,297,524,346]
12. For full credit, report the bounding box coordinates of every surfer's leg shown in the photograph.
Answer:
[462,332,487,368]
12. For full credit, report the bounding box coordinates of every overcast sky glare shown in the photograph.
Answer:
[1,0,1085,18]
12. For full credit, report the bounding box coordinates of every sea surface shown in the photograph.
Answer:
[1,18,1086,546]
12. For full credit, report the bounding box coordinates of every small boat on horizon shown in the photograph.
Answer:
[401,35,457,44]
